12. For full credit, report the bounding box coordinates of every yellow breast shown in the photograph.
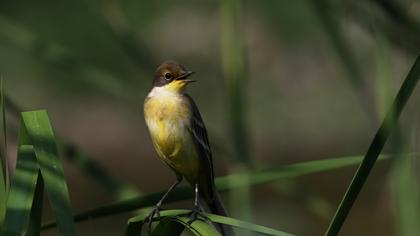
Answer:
[144,88,190,156]
[144,87,199,180]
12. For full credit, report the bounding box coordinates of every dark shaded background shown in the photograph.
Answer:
[1,0,420,235]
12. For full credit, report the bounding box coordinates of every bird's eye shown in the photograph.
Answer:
[164,72,172,80]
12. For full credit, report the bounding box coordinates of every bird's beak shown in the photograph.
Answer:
[176,71,196,83]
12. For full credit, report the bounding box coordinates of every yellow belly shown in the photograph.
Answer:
[144,93,199,181]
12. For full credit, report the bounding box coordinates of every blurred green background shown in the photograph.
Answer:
[1,0,420,235]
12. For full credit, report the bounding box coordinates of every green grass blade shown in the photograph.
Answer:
[21,110,75,236]
[1,78,9,190]
[220,0,251,165]
[127,210,293,236]
[220,0,253,230]
[27,175,44,236]
[325,54,420,235]
[391,144,420,236]
[126,212,219,236]
[152,217,220,236]
[3,145,39,235]
[0,158,5,226]
[42,154,392,229]
[374,30,393,119]
[150,218,186,236]
[158,217,220,236]
[206,212,292,236]
[0,154,5,227]
[0,77,8,226]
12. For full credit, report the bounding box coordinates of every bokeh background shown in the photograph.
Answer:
[1,0,420,235]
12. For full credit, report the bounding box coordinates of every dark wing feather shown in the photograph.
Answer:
[184,94,215,198]
[185,95,232,236]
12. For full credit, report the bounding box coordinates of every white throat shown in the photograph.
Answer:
[147,86,181,98]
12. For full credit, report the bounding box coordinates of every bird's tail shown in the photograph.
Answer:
[206,191,228,217]
[200,191,234,236]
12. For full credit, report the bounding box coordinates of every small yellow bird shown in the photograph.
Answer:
[144,61,231,235]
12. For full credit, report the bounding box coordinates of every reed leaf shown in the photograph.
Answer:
[42,154,392,229]
[325,54,420,235]
[0,78,8,227]
[3,110,75,235]
[126,210,294,236]
[3,146,39,235]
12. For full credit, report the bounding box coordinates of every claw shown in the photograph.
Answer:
[146,206,162,235]
[187,206,210,225]
[143,178,183,235]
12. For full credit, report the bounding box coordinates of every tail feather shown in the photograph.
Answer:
[200,191,234,236]
[207,191,228,217]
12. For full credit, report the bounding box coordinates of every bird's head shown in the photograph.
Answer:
[153,61,195,93]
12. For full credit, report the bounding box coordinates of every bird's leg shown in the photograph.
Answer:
[188,183,210,223]
[147,176,182,235]
[193,183,200,211]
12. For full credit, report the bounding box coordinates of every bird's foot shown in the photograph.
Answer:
[146,205,163,235]
[187,206,210,224]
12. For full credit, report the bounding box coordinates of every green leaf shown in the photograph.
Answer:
[152,216,220,236]
[27,174,44,236]
[2,110,75,235]
[20,110,75,236]
[125,213,217,236]
[42,154,392,229]
[0,77,8,226]
[150,218,186,236]
[3,145,39,235]
[0,154,5,227]
[220,0,254,230]
[391,150,420,236]
[126,210,294,236]
[157,217,220,236]
[325,54,420,235]
[1,78,9,191]
[220,0,251,166]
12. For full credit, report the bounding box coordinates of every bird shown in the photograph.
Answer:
[143,61,231,235]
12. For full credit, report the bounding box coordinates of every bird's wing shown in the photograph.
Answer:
[184,94,215,195]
